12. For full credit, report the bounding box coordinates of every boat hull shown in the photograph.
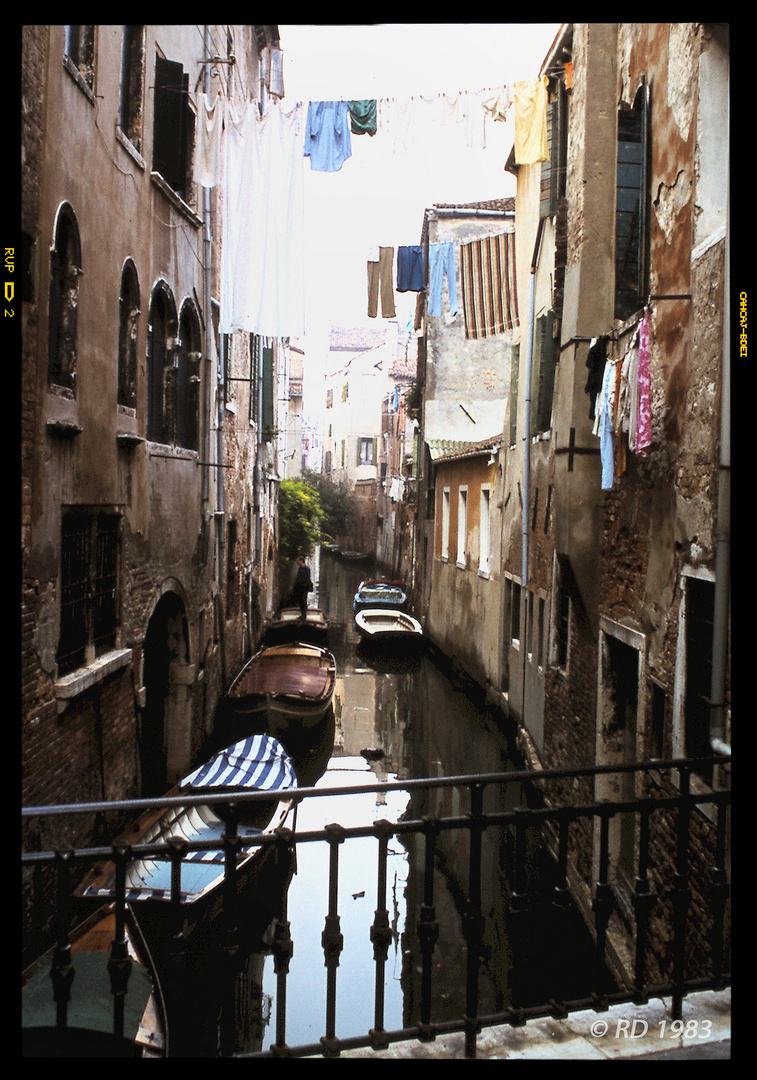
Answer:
[263,607,330,647]
[353,579,408,614]
[22,903,168,1058]
[354,608,424,645]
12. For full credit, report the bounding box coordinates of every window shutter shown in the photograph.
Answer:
[372,437,377,465]
[531,313,556,433]
[540,100,556,219]
[153,56,190,195]
[509,342,520,446]
[262,344,274,439]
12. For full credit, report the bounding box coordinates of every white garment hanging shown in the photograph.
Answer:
[194,92,225,189]
[220,101,306,338]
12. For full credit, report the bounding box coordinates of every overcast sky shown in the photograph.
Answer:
[277,24,561,414]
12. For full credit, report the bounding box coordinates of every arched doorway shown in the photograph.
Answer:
[140,590,193,796]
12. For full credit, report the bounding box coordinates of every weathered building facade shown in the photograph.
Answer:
[496,23,730,984]
[413,201,515,690]
[21,24,286,862]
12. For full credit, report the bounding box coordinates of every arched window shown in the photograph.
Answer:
[176,301,202,450]
[146,283,177,443]
[118,260,140,409]
[615,79,650,322]
[48,204,82,393]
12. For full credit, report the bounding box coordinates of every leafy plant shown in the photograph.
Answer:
[301,469,358,543]
[278,479,324,562]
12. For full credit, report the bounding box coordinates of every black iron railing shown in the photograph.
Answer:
[22,758,730,1059]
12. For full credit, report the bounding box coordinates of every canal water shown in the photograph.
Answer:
[252,549,602,1054]
[167,548,604,1056]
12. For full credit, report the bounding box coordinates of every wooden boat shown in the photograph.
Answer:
[22,902,168,1057]
[76,735,298,956]
[354,607,424,645]
[353,578,407,614]
[264,606,330,647]
[339,550,372,564]
[217,642,336,742]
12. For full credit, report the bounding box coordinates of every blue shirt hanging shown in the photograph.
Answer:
[304,101,353,172]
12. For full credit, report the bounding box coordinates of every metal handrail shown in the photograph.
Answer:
[22,757,730,1058]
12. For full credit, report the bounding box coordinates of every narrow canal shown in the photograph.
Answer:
[165,548,605,1056]
[251,548,602,1054]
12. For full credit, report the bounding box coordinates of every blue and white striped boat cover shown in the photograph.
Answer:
[180,734,297,794]
[81,735,296,903]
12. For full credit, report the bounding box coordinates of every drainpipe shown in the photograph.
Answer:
[520,218,545,725]
[709,159,730,760]
[203,27,224,591]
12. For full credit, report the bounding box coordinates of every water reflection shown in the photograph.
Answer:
[260,551,521,1048]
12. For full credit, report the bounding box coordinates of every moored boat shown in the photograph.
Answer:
[216,642,337,743]
[76,735,298,956]
[22,902,168,1058]
[353,578,407,614]
[263,606,330,647]
[354,607,424,645]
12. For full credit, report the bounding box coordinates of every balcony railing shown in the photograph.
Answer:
[22,758,730,1058]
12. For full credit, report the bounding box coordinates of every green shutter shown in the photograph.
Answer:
[509,343,520,446]
[531,313,556,434]
[262,345,274,439]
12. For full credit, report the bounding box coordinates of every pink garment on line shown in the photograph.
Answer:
[635,311,652,456]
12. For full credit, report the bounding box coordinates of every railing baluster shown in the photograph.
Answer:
[508,805,529,1025]
[671,765,692,1020]
[418,816,440,1041]
[271,878,294,1057]
[709,795,730,986]
[591,803,613,1012]
[51,849,75,1032]
[107,840,133,1041]
[320,823,345,1057]
[463,783,484,1058]
[220,806,241,1058]
[550,807,571,1019]
[631,801,654,1003]
[369,820,394,1051]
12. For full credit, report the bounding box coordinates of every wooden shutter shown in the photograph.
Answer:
[262,344,274,439]
[509,342,520,446]
[153,56,190,195]
[531,313,556,433]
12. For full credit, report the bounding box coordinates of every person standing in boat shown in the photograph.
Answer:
[291,555,313,618]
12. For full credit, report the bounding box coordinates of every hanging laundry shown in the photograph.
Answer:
[617,329,640,452]
[367,246,396,319]
[396,246,425,293]
[428,241,458,319]
[635,310,652,456]
[584,336,609,420]
[593,359,617,490]
[481,85,513,123]
[348,99,377,136]
[459,232,519,339]
[194,92,225,188]
[513,76,549,164]
[220,101,305,338]
[304,100,352,172]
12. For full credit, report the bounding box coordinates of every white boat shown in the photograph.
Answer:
[263,606,330,647]
[354,607,424,644]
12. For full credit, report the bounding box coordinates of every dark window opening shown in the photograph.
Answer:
[48,205,82,394]
[57,510,121,676]
[64,26,95,88]
[615,79,650,322]
[118,261,140,409]
[119,26,145,152]
[146,286,177,444]
[176,303,201,450]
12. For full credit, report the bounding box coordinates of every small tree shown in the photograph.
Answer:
[301,468,358,544]
[278,478,323,563]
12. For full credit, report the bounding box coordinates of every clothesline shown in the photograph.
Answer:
[209,77,547,339]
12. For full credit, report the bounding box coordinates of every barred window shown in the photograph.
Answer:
[57,510,121,676]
